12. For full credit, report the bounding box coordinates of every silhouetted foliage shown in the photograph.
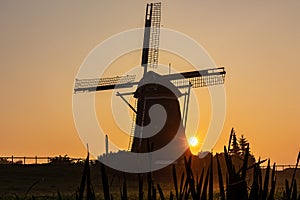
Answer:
[76,152,95,200]
[93,128,299,200]
[239,134,249,156]
[0,157,10,164]
[229,129,240,155]
[228,129,255,164]
[49,155,74,165]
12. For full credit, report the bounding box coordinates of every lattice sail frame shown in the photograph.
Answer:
[169,67,226,88]
[74,75,136,93]
[148,2,161,69]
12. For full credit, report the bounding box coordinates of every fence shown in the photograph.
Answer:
[0,156,298,171]
[261,164,298,171]
[0,156,87,165]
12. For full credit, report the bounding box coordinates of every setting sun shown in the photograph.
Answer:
[188,136,199,147]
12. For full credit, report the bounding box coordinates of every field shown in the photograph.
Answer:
[0,153,299,199]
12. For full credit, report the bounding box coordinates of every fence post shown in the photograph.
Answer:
[11,155,13,165]
[35,156,37,164]
[23,156,26,165]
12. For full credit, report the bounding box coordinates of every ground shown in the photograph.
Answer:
[0,163,299,197]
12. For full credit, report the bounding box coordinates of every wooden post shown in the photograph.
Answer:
[35,156,37,164]
[11,155,13,165]
[105,134,108,155]
[23,156,26,165]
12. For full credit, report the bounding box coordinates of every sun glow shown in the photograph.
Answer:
[188,136,199,147]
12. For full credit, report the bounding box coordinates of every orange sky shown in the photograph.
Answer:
[0,1,299,164]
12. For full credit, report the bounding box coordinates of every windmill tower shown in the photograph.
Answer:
[74,3,226,158]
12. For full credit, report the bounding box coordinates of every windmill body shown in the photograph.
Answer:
[74,3,226,160]
[131,71,189,155]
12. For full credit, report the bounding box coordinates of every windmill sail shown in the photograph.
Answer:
[141,3,161,75]
[74,75,137,93]
[166,67,226,88]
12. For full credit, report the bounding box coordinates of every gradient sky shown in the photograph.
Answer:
[0,0,299,164]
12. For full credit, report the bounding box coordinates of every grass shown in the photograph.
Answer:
[0,147,299,200]
[91,148,300,200]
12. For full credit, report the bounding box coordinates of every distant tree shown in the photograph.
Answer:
[239,134,249,156]
[230,131,240,155]
[228,128,256,164]
[49,155,73,165]
[0,157,10,164]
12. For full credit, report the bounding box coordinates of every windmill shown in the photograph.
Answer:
[74,3,226,157]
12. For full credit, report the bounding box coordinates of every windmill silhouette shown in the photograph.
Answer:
[74,3,226,157]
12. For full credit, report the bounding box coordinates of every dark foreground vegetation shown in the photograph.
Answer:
[76,150,300,200]
[0,130,299,200]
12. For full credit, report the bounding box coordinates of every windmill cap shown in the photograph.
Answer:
[134,71,183,98]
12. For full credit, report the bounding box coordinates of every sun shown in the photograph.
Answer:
[188,136,199,147]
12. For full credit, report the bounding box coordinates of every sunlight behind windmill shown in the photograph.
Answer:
[188,136,199,147]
